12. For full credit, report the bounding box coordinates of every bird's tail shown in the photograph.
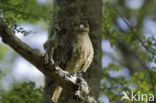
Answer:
[52,86,63,103]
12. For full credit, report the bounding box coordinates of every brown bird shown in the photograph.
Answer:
[46,21,94,103]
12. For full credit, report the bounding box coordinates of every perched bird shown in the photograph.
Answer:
[45,20,94,103]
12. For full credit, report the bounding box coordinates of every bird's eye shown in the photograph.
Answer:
[79,24,84,28]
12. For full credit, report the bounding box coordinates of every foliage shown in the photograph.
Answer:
[0,0,52,36]
[0,1,47,103]
[0,0,52,22]
[100,64,156,103]
[100,64,130,102]
[100,1,156,103]
[102,4,155,62]
[0,81,43,103]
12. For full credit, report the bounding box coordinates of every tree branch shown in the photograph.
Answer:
[0,18,97,103]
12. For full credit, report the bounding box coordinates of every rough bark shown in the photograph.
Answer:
[42,0,102,103]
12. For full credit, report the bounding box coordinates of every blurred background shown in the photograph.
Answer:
[0,0,156,103]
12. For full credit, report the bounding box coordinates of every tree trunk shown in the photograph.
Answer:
[42,0,102,103]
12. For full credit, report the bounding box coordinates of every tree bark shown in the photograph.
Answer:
[42,0,102,103]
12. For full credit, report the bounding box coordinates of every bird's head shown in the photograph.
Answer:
[76,20,89,32]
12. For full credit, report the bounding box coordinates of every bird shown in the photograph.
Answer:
[46,20,94,103]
